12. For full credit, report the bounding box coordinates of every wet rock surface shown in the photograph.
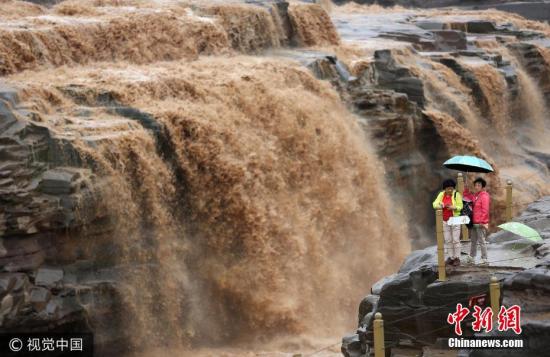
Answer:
[342,197,550,357]
[372,50,426,106]
[318,5,550,244]
[0,87,128,349]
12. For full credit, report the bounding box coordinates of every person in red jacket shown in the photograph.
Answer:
[467,177,490,265]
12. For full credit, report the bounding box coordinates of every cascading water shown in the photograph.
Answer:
[4,56,410,352]
[466,64,511,135]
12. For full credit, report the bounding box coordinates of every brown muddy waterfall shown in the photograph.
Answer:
[23,60,408,350]
[0,0,549,356]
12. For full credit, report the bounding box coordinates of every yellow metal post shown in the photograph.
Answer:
[457,172,464,194]
[490,276,501,320]
[506,180,513,222]
[436,208,446,281]
[373,312,385,357]
[457,173,469,241]
[461,220,469,241]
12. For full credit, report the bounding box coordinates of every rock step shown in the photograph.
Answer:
[62,117,143,137]
[0,144,29,162]
[39,168,91,195]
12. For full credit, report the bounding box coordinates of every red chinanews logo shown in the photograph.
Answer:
[447,304,522,335]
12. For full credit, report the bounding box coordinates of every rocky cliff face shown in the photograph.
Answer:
[0,85,156,352]
[310,5,550,244]
[343,196,550,357]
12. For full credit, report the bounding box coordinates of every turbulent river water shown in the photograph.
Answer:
[1,0,549,356]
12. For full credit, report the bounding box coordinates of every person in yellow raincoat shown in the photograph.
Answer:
[433,179,463,266]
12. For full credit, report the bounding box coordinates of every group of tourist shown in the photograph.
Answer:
[432,177,491,267]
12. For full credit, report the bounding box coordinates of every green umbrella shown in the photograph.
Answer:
[498,222,542,242]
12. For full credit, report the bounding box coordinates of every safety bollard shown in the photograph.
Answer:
[490,276,501,320]
[506,180,513,222]
[457,173,469,241]
[373,312,385,357]
[436,209,446,281]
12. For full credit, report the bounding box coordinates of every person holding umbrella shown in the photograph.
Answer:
[466,177,491,265]
[433,179,463,266]
[442,155,494,266]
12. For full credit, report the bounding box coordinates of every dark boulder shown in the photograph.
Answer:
[465,21,497,34]
[341,333,364,357]
[374,50,425,107]
[40,169,82,195]
[35,267,64,289]
[358,294,380,326]
[433,30,467,51]
[343,198,550,355]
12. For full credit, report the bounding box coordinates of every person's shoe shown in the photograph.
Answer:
[445,257,453,265]
[480,258,489,266]
[464,256,474,265]
[453,257,461,267]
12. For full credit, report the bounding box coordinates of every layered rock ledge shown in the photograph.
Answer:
[342,196,550,357]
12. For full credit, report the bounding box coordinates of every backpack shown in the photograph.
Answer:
[455,191,473,228]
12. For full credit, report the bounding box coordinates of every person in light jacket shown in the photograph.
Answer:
[433,179,463,266]
[466,177,490,265]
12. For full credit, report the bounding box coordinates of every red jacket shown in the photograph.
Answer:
[473,190,490,224]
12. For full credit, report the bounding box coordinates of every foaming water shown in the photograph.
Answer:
[475,38,550,148]
[10,57,409,349]
[49,114,192,349]
[423,109,497,176]
[411,60,482,132]
[0,11,229,75]
[467,64,510,134]
[288,3,339,46]
[423,109,505,213]
[516,69,549,136]
[146,58,408,338]
[0,1,338,75]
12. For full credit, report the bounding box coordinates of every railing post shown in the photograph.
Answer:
[436,208,446,281]
[506,180,513,222]
[457,173,469,241]
[373,312,385,357]
[490,276,501,320]
[457,172,464,194]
